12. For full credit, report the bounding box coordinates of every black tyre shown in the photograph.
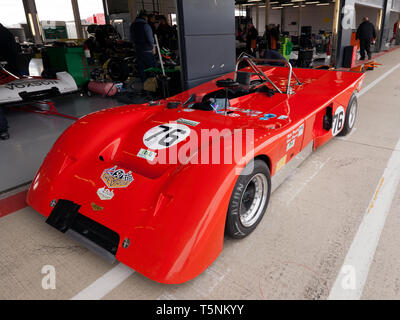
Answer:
[338,94,357,136]
[226,159,271,239]
[107,57,129,82]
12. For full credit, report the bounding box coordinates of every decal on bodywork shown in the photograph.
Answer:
[101,166,134,188]
[332,106,345,136]
[137,148,157,161]
[143,123,190,150]
[176,118,200,127]
[4,80,59,90]
[260,114,276,120]
[276,155,287,172]
[286,123,304,152]
[278,115,289,120]
[97,187,114,200]
[91,202,104,211]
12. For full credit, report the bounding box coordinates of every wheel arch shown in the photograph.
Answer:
[254,154,272,172]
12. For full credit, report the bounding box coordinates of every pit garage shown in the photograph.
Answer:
[1,0,400,303]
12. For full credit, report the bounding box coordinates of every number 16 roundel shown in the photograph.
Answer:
[143,123,191,150]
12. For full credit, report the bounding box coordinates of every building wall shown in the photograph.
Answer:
[393,0,400,11]
[251,4,335,35]
[355,3,380,28]
[284,4,335,34]
[107,0,176,16]
[250,7,281,34]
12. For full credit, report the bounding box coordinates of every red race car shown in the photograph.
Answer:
[27,54,364,284]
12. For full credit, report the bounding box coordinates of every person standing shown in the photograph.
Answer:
[0,23,17,140]
[246,23,258,55]
[356,17,376,60]
[390,17,400,45]
[130,12,156,82]
[156,16,173,48]
[148,14,157,36]
[0,23,19,76]
[0,108,9,140]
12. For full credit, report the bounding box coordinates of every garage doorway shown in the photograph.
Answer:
[354,3,382,53]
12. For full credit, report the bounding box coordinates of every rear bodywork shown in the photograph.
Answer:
[0,68,77,105]
[27,61,364,284]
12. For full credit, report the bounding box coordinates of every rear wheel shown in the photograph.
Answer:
[226,159,271,239]
[338,94,357,136]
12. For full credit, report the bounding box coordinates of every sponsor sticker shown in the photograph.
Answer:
[298,124,304,136]
[97,187,114,200]
[260,113,276,121]
[182,108,195,112]
[91,202,104,211]
[4,80,59,90]
[229,113,240,117]
[176,118,200,127]
[101,166,134,188]
[137,148,157,161]
[276,155,287,172]
[286,140,295,151]
[278,115,289,120]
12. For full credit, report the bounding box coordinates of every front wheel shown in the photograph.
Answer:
[225,159,271,239]
[338,94,357,136]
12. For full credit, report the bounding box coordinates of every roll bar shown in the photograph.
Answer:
[234,52,302,95]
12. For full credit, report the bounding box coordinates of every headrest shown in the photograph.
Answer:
[236,71,251,86]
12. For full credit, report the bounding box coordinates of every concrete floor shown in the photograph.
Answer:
[1,48,400,299]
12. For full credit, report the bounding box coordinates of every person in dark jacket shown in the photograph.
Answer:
[0,108,9,140]
[156,16,173,48]
[148,14,157,36]
[246,23,258,55]
[0,23,17,140]
[356,17,376,60]
[130,12,156,82]
[0,23,19,76]
[262,49,286,66]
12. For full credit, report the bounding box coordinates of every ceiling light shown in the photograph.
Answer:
[272,6,283,9]
[316,2,329,5]
[305,1,319,3]
[282,3,293,5]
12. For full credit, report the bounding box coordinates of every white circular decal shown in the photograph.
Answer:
[332,106,345,136]
[143,123,190,150]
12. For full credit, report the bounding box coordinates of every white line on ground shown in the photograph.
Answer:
[71,263,134,300]
[328,62,400,300]
[357,63,400,97]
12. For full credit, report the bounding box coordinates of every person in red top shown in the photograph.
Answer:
[390,18,400,45]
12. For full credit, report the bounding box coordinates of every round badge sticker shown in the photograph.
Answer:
[143,123,190,150]
[332,106,345,136]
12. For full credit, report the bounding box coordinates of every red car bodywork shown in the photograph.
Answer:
[27,65,364,284]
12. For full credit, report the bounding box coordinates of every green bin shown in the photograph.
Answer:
[45,47,90,88]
